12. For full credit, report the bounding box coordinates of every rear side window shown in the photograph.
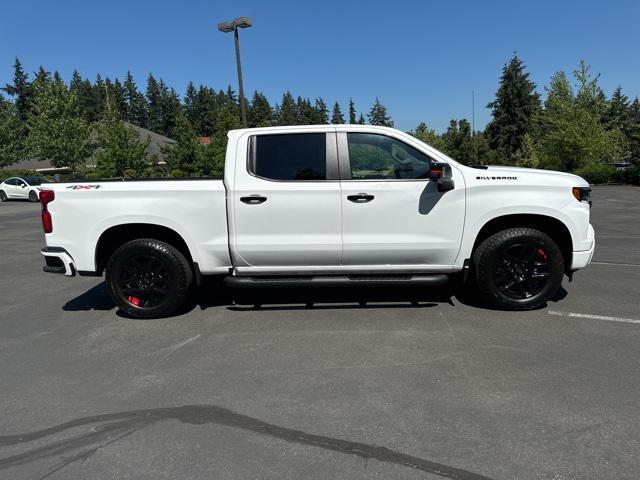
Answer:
[251,133,326,181]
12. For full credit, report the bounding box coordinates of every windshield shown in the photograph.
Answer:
[22,176,45,186]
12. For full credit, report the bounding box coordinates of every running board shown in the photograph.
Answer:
[223,274,449,289]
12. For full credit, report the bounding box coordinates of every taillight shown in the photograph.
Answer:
[40,190,55,233]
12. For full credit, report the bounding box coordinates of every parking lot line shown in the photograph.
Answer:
[548,311,640,325]
[591,261,640,267]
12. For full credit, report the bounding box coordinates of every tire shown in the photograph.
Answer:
[0,190,7,202]
[105,238,193,319]
[29,190,39,202]
[472,227,564,310]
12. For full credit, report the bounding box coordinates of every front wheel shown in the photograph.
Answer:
[0,190,7,202]
[472,228,564,310]
[105,239,193,318]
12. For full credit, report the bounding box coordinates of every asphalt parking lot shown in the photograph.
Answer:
[0,185,638,480]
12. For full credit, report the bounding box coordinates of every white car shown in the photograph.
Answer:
[38,125,595,318]
[0,176,45,202]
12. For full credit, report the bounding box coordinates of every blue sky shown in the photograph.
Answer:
[1,0,639,132]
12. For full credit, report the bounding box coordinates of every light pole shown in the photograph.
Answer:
[218,16,252,128]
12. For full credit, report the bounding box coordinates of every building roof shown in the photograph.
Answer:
[2,124,176,173]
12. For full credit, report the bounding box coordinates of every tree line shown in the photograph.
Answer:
[1,55,639,183]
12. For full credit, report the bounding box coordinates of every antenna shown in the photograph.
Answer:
[472,90,476,163]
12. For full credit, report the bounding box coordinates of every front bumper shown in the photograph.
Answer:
[571,223,595,270]
[41,247,76,276]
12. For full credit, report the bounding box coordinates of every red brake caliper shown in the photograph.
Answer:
[128,296,141,306]
[536,248,548,262]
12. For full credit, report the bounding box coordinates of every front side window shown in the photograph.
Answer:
[251,133,326,181]
[347,133,432,180]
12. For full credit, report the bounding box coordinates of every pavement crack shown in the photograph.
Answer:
[0,405,494,480]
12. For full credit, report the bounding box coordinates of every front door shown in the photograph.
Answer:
[231,129,343,269]
[15,179,29,198]
[338,131,465,268]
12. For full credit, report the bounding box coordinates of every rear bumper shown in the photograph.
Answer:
[41,247,76,276]
[571,223,595,270]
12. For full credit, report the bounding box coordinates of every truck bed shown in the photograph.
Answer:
[42,179,231,274]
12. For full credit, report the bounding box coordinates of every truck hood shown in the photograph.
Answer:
[463,165,589,187]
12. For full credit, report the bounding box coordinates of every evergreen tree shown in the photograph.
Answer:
[314,98,329,124]
[626,98,640,166]
[183,82,198,126]
[2,58,33,123]
[248,91,272,127]
[297,97,314,124]
[605,86,629,130]
[146,74,163,134]
[348,97,357,124]
[442,119,474,165]
[411,122,446,151]
[0,94,23,166]
[32,66,51,90]
[72,74,98,123]
[164,115,204,176]
[485,54,541,161]
[94,107,152,177]
[196,86,218,136]
[331,102,345,124]
[208,103,241,173]
[278,91,298,125]
[92,74,107,121]
[107,78,128,118]
[123,71,148,127]
[357,113,365,125]
[27,80,94,170]
[367,97,393,126]
[160,86,182,137]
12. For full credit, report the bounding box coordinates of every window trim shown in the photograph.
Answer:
[246,131,339,183]
[337,132,435,182]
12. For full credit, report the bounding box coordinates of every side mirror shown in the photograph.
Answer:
[437,177,455,192]
[429,163,455,192]
[21,184,26,188]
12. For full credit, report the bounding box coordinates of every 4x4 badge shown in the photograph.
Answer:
[66,185,102,190]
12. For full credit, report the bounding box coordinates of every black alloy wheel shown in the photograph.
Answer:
[494,243,552,300]
[472,227,565,310]
[105,239,193,318]
[118,254,171,308]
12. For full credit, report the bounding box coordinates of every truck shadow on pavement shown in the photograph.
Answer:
[62,279,567,318]
[0,404,493,480]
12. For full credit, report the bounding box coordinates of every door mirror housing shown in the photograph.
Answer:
[429,163,455,192]
[437,177,455,192]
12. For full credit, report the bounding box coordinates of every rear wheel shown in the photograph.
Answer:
[472,228,564,310]
[29,190,38,202]
[105,239,193,318]
[0,190,7,202]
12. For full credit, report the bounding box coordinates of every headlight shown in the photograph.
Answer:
[572,187,591,206]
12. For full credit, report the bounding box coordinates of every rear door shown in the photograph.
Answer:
[231,129,342,269]
[4,178,20,198]
[338,130,465,268]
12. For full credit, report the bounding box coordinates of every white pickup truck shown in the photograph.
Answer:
[39,125,594,318]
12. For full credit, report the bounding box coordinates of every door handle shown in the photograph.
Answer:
[347,193,374,203]
[240,195,267,205]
